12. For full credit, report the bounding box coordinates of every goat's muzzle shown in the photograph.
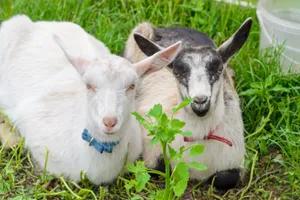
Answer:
[190,99,210,117]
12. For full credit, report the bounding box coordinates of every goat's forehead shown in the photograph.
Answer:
[95,56,135,72]
[85,58,138,86]
[181,49,219,68]
[173,48,223,85]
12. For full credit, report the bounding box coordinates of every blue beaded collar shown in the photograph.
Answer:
[81,129,119,153]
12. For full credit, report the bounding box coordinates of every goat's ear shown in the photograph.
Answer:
[217,18,252,64]
[53,34,89,75]
[134,33,163,57]
[134,40,182,77]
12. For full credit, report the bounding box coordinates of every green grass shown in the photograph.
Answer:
[0,0,299,199]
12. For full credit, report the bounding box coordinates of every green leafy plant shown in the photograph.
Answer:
[126,97,207,199]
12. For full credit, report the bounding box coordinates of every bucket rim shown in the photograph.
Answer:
[257,0,300,30]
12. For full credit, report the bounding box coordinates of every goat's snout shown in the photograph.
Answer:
[103,116,118,129]
[193,95,209,104]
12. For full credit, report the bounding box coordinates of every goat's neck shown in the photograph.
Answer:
[177,83,225,138]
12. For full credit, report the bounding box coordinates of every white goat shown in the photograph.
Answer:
[0,15,181,184]
[123,18,252,189]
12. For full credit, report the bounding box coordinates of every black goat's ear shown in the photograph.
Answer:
[217,18,252,63]
[133,33,162,56]
[134,40,182,77]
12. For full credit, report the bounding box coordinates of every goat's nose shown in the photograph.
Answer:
[194,96,208,104]
[103,117,118,128]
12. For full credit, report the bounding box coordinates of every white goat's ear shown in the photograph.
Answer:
[134,40,182,77]
[53,34,89,75]
[217,18,252,64]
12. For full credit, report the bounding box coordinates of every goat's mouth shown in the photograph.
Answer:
[103,131,116,135]
[103,128,119,135]
[102,127,119,135]
[190,102,210,117]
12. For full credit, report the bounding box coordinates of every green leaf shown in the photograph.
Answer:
[170,119,185,129]
[131,194,142,200]
[124,181,135,190]
[136,173,151,192]
[146,104,162,119]
[265,75,273,88]
[172,162,189,196]
[131,111,145,124]
[179,131,192,137]
[136,161,147,170]
[154,130,169,142]
[150,136,160,146]
[271,84,290,93]
[172,162,189,182]
[173,179,188,197]
[172,97,193,113]
[189,144,205,157]
[188,161,207,171]
[168,145,177,160]
[160,113,169,127]
[239,88,260,96]
[126,163,137,173]
[250,82,262,89]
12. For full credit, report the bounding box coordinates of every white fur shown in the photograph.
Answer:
[0,15,181,184]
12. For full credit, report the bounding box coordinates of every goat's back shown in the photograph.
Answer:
[0,15,109,109]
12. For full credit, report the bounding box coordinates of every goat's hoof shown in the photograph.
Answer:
[207,168,241,190]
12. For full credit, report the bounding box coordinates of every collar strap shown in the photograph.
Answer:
[183,126,232,147]
[81,129,119,153]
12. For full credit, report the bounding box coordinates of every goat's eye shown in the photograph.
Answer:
[86,84,95,91]
[127,84,135,91]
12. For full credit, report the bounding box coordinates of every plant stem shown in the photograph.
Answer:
[161,141,171,199]
[147,169,166,177]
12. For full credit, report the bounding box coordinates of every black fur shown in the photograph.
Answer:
[206,55,223,84]
[171,55,190,87]
[134,33,161,57]
[206,168,241,190]
[154,26,216,48]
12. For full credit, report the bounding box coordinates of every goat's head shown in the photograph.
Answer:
[134,18,252,117]
[53,35,181,137]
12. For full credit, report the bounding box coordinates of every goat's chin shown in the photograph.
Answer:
[190,103,210,117]
[97,131,123,142]
[191,108,210,117]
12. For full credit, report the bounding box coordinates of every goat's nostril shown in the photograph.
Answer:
[103,117,118,128]
[194,96,208,104]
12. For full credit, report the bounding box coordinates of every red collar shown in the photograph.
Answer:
[183,126,232,147]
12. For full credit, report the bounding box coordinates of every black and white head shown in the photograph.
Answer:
[134,18,252,117]
[53,35,181,139]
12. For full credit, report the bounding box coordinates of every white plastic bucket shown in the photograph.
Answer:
[257,0,300,73]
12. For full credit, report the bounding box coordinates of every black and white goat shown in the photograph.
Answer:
[123,18,252,189]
